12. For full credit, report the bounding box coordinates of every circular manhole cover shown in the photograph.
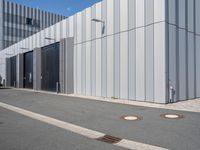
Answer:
[160,114,184,119]
[121,115,143,121]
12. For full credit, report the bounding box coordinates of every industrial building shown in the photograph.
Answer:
[0,0,66,51]
[0,0,200,104]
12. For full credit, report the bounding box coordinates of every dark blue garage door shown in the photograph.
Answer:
[41,42,59,92]
[23,51,33,89]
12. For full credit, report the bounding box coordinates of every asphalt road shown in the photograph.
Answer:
[0,89,200,150]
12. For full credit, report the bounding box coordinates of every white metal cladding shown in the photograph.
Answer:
[166,0,200,102]
[2,0,193,104]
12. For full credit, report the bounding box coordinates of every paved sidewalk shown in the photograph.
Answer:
[14,88,200,113]
[70,95,200,113]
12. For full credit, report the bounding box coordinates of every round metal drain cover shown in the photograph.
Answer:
[160,114,184,119]
[121,115,143,121]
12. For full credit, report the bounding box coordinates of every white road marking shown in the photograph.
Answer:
[0,102,169,150]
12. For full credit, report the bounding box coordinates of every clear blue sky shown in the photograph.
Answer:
[9,0,102,16]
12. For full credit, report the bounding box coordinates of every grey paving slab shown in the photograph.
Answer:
[0,89,200,150]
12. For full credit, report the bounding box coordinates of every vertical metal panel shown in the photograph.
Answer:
[196,0,200,34]
[168,0,176,25]
[128,30,136,100]
[120,0,128,31]
[0,0,3,50]
[76,44,82,94]
[106,0,114,97]
[65,37,74,94]
[187,33,195,99]
[69,16,74,37]
[120,32,128,99]
[196,36,200,97]
[114,0,120,98]
[145,0,154,25]
[136,28,145,101]
[95,3,102,96]
[169,25,177,101]
[154,23,166,103]
[101,0,107,97]
[33,48,41,91]
[178,29,187,100]
[187,0,194,32]
[145,25,154,102]
[128,0,136,100]
[82,11,86,95]
[135,0,144,27]
[178,0,186,29]
[154,0,165,22]
[86,41,91,95]
[91,5,96,96]
[76,13,82,94]
[85,8,91,96]
[128,0,135,29]
[120,0,128,99]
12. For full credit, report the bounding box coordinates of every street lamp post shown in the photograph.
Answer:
[91,18,105,35]
[20,47,29,53]
[44,37,56,45]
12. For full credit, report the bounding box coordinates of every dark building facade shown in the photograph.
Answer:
[0,0,66,50]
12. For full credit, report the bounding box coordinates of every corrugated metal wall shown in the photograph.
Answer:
[167,0,200,102]
[0,0,167,103]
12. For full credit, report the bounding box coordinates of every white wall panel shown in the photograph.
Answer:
[154,23,166,103]
[196,36,200,97]
[178,29,187,100]
[107,0,114,35]
[128,0,135,29]
[128,30,136,100]
[95,3,102,39]
[120,0,128,31]
[74,44,77,93]
[85,42,91,96]
[69,16,74,37]
[120,32,128,99]
[55,23,61,41]
[82,11,86,95]
[145,0,154,25]
[145,25,154,102]
[81,43,86,95]
[106,0,114,97]
[107,36,114,97]
[77,12,82,43]
[136,0,144,27]
[76,44,82,94]
[96,39,102,96]
[188,33,195,99]
[136,28,145,101]
[91,5,96,96]
[85,8,92,41]
[154,0,165,22]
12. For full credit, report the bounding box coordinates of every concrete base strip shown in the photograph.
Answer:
[0,102,169,150]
